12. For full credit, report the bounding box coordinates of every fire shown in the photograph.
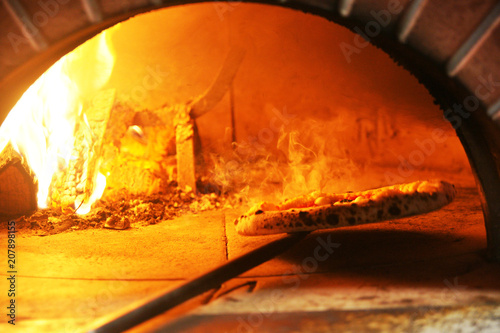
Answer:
[75,172,107,215]
[0,31,115,213]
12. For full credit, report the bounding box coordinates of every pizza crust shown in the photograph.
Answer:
[235,180,456,236]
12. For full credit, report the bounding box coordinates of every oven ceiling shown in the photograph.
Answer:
[0,0,499,125]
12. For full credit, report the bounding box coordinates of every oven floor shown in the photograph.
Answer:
[2,183,500,332]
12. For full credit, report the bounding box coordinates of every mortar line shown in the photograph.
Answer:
[81,0,103,23]
[2,0,48,51]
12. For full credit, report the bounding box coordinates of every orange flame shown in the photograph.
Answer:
[0,31,115,213]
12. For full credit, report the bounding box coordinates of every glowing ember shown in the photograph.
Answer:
[0,31,115,213]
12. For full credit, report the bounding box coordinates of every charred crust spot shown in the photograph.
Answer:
[388,204,401,216]
[299,211,315,226]
[327,214,339,225]
[255,210,264,215]
[340,199,352,203]
[347,217,356,225]
[431,193,438,200]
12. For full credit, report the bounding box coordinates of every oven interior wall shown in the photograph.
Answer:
[88,3,472,199]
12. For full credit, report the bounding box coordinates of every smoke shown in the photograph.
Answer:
[277,118,359,199]
[208,117,362,204]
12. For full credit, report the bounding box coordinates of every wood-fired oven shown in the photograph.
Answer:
[0,1,500,332]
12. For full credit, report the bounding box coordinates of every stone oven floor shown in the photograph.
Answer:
[2,184,500,332]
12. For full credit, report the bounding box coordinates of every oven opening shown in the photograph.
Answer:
[0,2,499,332]
[0,4,474,228]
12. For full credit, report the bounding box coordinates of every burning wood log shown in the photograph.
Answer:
[0,143,37,221]
[49,89,115,211]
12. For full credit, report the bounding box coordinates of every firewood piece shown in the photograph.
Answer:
[174,104,196,191]
[0,143,37,221]
[85,88,116,194]
[50,89,115,209]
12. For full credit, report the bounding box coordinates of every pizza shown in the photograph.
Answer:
[234,180,456,236]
